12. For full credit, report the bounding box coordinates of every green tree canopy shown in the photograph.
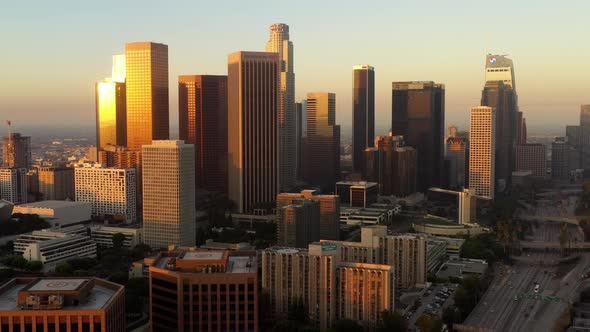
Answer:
[377,310,407,332]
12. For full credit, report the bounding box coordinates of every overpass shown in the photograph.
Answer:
[520,241,590,250]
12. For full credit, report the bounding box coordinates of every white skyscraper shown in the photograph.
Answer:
[485,54,516,89]
[142,140,195,248]
[266,23,296,191]
[469,106,496,199]
[0,168,27,205]
[74,164,136,223]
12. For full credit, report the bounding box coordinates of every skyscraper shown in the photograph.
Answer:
[125,42,169,151]
[391,81,445,191]
[301,93,340,190]
[227,51,279,213]
[352,65,375,172]
[469,106,496,199]
[178,75,228,194]
[295,102,303,179]
[266,23,296,191]
[142,140,195,248]
[2,133,31,169]
[481,80,515,191]
[96,80,126,149]
[445,137,468,189]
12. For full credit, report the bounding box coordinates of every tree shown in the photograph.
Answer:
[0,268,15,281]
[271,320,299,332]
[24,261,43,272]
[442,306,462,330]
[288,297,308,322]
[55,263,74,276]
[377,310,407,332]
[416,314,443,332]
[110,271,129,284]
[112,233,126,250]
[327,319,362,332]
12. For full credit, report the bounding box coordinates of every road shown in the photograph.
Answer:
[463,222,590,331]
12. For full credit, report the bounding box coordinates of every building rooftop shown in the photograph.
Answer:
[152,248,257,274]
[182,251,225,261]
[14,200,91,210]
[336,181,378,188]
[0,278,121,311]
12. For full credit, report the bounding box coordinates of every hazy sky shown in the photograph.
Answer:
[1,0,589,138]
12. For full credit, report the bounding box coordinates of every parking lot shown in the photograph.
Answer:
[406,284,458,328]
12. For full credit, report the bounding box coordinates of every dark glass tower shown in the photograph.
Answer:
[391,81,445,192]
[352,65,375,172]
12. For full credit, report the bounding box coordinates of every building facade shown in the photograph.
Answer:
[551,137,571,179]
[142,140,195,249]
[363,134,417,196]
[227,51,279,213]
[90,226,142,248]
[469,106,496,199]
[96,80,127,149]
[391,81,445,191]
[0,278,125,332]
[179,75,228,194]
[38,167,74,201]
[445,137,468,189]
[515,144,546,179]
[74,165,136,223]
[352,65,375,172]
[277,198,320,248]
[335,181,378,208]
[0,168,27,205]
[2,133,31,169]
[301,92,340,190]
[149,249,258,332]
[125,42,169,151]
[277,190,340,241]
[266,23,296,191]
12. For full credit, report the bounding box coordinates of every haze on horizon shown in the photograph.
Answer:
[1,0,589,138]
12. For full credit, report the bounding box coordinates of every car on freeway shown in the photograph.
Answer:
[534,284,540,293]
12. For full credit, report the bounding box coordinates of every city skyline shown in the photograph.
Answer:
[2,1,590,137]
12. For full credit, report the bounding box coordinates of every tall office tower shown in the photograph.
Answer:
[96,80,126,149]
[26,169,38,198]
[445,137,468,189]
[363,133,417,196]
[392,81,445,191]
[515,111,523,144]
[2,133,31,169]
[98,145,142,168]
[567,125,583,169]
[125,42,169,151]
[579,105,590,169]
[552,137,571,179]
[74,165,136,223]
[149,249,258,332]
[521,117,527,144]
[484,54,519,185]
[112,54,126,82]
[0,277,125,332]
[336,262,395,327]
[0,168,27,204]
[515,144,547,179]
[266,23,296,191]
[142,140,195,248]
[469,106,496,199]
[447,125,458,139]
[295,102,303,178]
[352,65,375,172]
[301,93,340,190]
[228,51,279,213]
[179,75,228,194]
[277,198,320,248]
[481,80,515,190]
[38,166,74,200]
[277,190,340,241]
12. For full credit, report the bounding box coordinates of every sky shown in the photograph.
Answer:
[1,0,589,138]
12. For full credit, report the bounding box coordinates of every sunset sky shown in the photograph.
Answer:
[1,0,589,137]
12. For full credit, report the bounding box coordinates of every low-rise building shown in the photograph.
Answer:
[0,277,125,332]
[436,257,488,280]
[14,229,96,271]
[12,200,92,229]
[426,239,447,274]
[200,240,255,251]
[90,226,142,248]
[335,181,378,208]
[339,203,399,228]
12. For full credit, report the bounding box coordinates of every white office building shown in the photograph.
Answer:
[142,140,195,249]
[469,106,496,199]
[74,164,136,223]
[90,226,142,248]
